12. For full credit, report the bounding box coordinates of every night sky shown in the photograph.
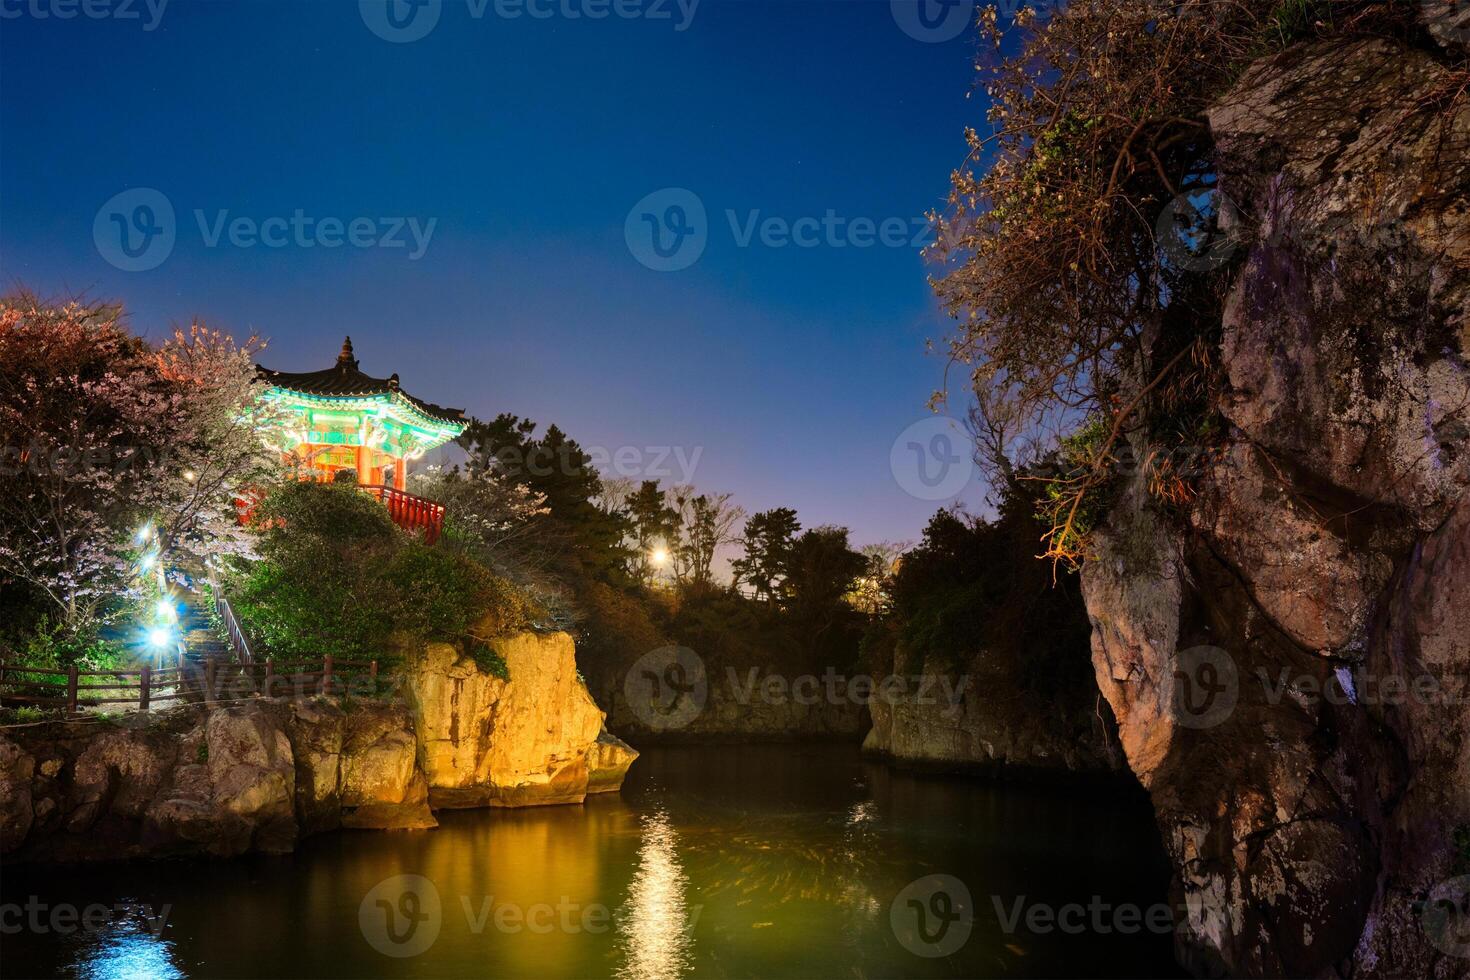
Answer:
[0,0,990,548]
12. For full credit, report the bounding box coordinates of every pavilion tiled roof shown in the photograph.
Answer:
[257,336,466,426]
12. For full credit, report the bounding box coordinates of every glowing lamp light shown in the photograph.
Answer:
[155,598,177,622]
[182,469,198,483]
[139,552,158,572]
[146,626,174,650]
[135,524,153,544]
[651,547,670,568]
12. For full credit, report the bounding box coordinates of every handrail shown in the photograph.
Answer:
[0,654,382,717]
[361,484,447,544]
[206,567,255,667]
[215,593,255,666]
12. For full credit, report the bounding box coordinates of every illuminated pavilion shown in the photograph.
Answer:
[257,337,467,490]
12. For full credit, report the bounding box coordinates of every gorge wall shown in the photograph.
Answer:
[0,630,636,863]
[862,650,1121,777]
[1082,27,1470,978]
[598,663,869,744]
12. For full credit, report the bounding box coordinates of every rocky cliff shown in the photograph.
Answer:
[862,652,1121,777]
[599,663,869,743]
[0,630,637,862]
[0,700,434,863]
[411,630,637,806]
[1082,26,1470,978]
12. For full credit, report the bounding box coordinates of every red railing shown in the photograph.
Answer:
[362,484,446,544]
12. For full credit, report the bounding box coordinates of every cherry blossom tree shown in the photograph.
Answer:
[0,295,283,637]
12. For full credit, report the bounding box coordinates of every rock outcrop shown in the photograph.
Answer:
[0,629,638,862]
[0,700,433,863]
[1082,27,1470,978]
[599,664,869,743]
[863,653,1120,776]
[409,630,637,807]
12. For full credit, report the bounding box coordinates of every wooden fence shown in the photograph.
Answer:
[0,656,382,716]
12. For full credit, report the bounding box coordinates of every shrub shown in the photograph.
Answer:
[384,543,535,642]
[231,480,538,666]
[469,642,510,680]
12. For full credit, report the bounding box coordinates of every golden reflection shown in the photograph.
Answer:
[616,808,693,980]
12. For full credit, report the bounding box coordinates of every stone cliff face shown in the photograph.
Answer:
[1082,27,1470,978]
[0,700,434,863]
[0,630,637,862]
[599,664,869,743]
[862,651,1121,776]
[410,630,637,807]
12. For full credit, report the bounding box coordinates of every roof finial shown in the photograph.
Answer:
[338,336,357,368]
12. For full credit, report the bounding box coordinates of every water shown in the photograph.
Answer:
[1,744,1183,978]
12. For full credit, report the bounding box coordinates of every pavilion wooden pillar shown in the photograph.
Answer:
[356,445,374,486]
[394,458,406,491]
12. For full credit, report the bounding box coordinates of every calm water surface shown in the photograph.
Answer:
[1,744,1182,978]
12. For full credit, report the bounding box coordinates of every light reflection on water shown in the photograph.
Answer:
[72,920,182,980]
[615,809,691,980]
[1,743,1182,979]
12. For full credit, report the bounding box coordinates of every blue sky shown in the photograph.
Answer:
[0,0,990,547]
